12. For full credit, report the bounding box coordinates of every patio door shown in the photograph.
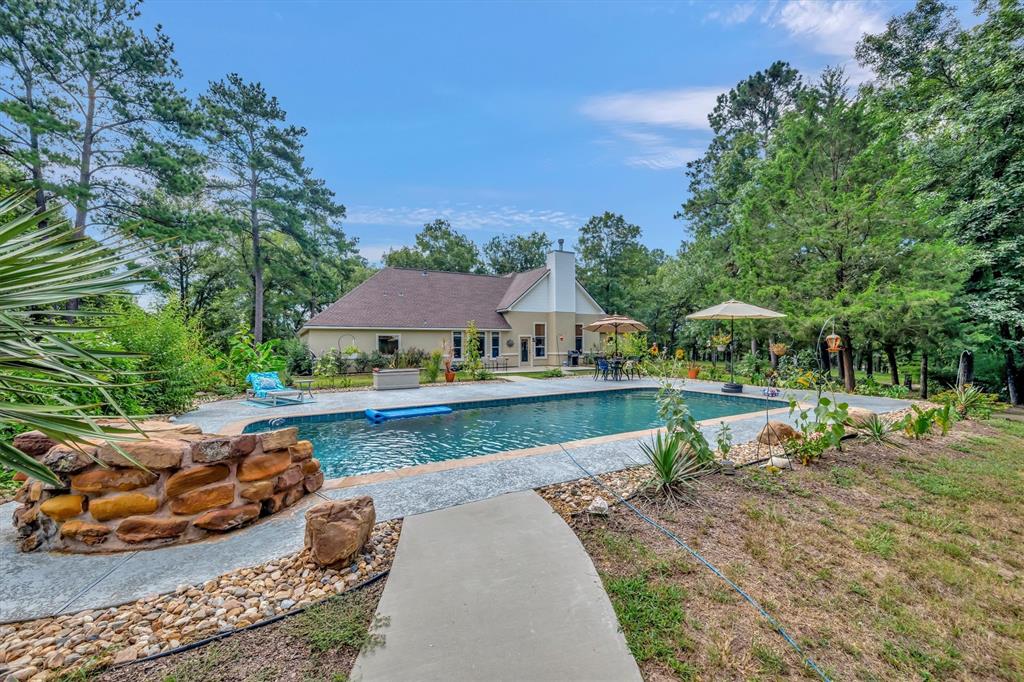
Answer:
[519,336,530,365]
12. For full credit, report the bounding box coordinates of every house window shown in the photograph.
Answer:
[377,334,400,355]
[534,323,546,358]
[575,324,583,352]
[452,331,463,359]
[476,333,486,358]
[491,332,500,358]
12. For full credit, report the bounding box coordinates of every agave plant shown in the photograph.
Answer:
[639,430,710,504]
[0,191,146,485]
[858,414,903,449]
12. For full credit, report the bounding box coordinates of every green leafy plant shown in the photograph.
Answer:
[423,349,443,383]
[858,414,903,449]
[0,192,147,485]
[934,385,1000,420]
[222,324,286,387]
[933,402,957,436]
[639,430,709,504]
[462,320,491,380]
[540,368,565,378]
[715,421,733,459]
[654,380,715,464]
[902,405,937,440]
[785,395,849,464]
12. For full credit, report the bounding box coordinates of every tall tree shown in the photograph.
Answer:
[201,73,346,342]
[575,212,656,317]
[482,230,551,274]
[383,219,482,273]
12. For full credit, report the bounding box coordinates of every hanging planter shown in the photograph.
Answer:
[710,333,732,352]
[769,342,788,357]
[825,333,843,353]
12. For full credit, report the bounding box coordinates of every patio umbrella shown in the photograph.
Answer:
[583,314,649,356]
[685,300,785,393]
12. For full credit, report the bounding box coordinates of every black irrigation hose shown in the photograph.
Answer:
[108,569,390,671]
[559,443,832,682]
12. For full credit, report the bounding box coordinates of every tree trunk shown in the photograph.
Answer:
[864,341,874,377]
[68,76,96,313]
[884,344,899,386]
[919,350,929,399]
[1000,324,1023,405]
[23,73,47,216]
[769,336,778,370]
[750,337,757,356]
[250,174,264,344]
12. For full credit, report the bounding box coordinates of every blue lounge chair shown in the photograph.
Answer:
[245,371,304,406]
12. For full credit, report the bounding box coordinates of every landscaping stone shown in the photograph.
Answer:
[38,495,84,521]
[304,496,376,567]
[288,440,313,462]
[274,464,303,492]
[262,485,304,514]
[164,464,230,498]
[39,445,95,474]
[257,427,298,452]
[239,480,275,502]
[192,504,261,531]
[59,520,111,545]
[89,493,160,522]
[115,517,190,543]
[237,450,291,482]
[758,421,800,446]
[229,434,258,458]
[96,439,187,469]
[301,458,320,475]
[71,469,157,494]
[13,431,57,458]
[0,519,401,681]
[846,406,875,426]
[303,471,324,493]
[189,438,233,464]
[168,483,235,515]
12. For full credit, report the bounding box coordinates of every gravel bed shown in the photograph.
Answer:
[0,519,401,681]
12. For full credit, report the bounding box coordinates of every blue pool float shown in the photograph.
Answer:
[365,406,453,423]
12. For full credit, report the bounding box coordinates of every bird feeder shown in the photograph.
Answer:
[825,333,843,353]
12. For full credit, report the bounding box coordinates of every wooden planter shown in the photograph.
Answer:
[372,368,421,390]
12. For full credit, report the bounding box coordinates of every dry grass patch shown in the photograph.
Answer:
[573,419,1024,680]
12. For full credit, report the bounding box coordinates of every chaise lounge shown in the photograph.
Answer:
[245,371,305,406]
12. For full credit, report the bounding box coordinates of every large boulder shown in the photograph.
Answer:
[304,496,375,567]
[757,422,801,446]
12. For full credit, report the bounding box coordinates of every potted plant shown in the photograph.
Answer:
[340,343,361,360]
[711,332,732,352]
[442,340,456,383]
[687,360,701,379]
[769,342,788,357]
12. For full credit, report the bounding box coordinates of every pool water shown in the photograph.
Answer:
[247,389,772,479]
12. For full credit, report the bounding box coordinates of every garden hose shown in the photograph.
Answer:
[559,443,831,682]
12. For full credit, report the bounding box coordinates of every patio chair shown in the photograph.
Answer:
[593,358,611,381]
[245,371,305,406]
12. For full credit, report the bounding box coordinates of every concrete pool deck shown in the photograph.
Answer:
[1,377,910,622]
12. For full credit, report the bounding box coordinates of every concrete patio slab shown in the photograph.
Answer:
[351,490,642,682]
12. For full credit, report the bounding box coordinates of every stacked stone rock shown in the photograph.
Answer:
[11,422,325,553]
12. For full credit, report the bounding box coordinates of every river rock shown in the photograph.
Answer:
[192,504,261,531]
[96,439,186,469]
[71,469,158,494]
[116,517,189,543]
[39,495,85,521]
[169,483,235,515]
[757,421,800,446]
[257,428,298,452]
[304,496,375,567]
[90,493,160,522]
[165,464,230,498]
[237,450,291,482]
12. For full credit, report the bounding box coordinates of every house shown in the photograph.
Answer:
[299,244,606,367]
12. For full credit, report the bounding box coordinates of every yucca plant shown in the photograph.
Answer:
[0,191,147,485]
[858,414,902,449]
[639,430,710,504]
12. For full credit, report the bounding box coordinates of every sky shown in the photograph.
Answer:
[140,0,973,264]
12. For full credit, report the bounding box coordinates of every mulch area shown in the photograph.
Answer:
[96,581,385,682]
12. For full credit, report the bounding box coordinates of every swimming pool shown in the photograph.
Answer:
[244,388,777,479]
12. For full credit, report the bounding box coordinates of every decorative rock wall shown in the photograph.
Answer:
[10,421,324,553]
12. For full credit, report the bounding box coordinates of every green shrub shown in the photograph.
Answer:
[278,337,313,375]
[424,350,443,383]
[933,384,1001,419]
[220,324,286,388]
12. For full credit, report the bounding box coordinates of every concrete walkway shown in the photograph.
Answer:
[351,491,641,682]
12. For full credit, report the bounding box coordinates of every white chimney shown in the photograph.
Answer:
[546,244,575,313]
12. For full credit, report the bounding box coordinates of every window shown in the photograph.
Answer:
[452,331,463,359]
[534,323,546,358]
[476,333,486,358]
[491,331,500,358]
[575,324,583,352]
[377,334,400,355]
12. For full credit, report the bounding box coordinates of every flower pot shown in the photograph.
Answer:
[444,370,456,383]
[687,367,700,379]
[716,345,726,353]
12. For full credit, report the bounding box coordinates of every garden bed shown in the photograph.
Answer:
[566,419,1024,680]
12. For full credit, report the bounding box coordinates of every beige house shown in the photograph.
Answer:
[299,247,606,368]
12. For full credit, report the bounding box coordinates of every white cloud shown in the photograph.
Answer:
[580,87,723,130]
[775,0,887,57]
[626,147,703,170]
[706,1,759,25]
[346,205,581,232]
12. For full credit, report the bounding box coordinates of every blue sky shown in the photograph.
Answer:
[142,0,968,263]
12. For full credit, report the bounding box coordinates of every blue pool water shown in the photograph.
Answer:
[245,389,773,479]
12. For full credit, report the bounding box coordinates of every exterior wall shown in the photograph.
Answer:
[501,311,604,367]
[301,328,477,359]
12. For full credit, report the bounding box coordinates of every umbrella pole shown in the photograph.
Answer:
[730,317,735,384]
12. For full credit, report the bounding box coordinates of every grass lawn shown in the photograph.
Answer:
[574,418,1024,680]
[94,581,386,682]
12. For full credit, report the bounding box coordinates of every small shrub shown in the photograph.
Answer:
[858,414,902,449]
[423,349,443,383]
[278,337,313,375]
[902,405,937,440]
[715,421,733,459]
[933,384,1000,419]
[639,431,710,504]
[539,368,565,378]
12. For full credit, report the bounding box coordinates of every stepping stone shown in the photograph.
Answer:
[352,490,641,681]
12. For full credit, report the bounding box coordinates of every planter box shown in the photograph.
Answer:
[372,368,421,390]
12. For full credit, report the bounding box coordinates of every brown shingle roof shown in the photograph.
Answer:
[303,268,518,330]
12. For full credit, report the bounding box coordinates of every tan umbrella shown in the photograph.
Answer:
[686,300,785,391]
[583,314,649,356]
